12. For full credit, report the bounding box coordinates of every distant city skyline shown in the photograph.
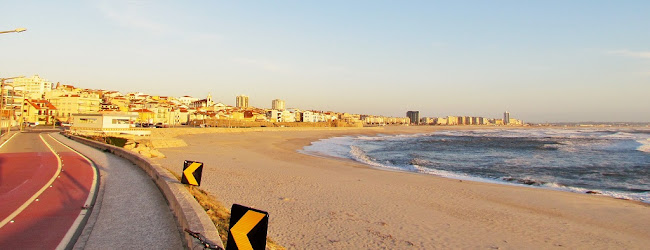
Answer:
[2,1,649,122]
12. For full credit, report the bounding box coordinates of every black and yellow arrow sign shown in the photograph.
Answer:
[181,160,203,186]
[226,204,268,250]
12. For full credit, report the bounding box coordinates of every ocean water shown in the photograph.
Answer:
[301,128,650,203]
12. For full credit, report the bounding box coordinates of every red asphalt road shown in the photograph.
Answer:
[0,133,94,249]
[0,152,57,222]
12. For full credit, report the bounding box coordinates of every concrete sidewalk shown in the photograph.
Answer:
[49,133,183,249]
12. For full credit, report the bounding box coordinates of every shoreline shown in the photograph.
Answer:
[153,126,650,248]
[298,129,650,205]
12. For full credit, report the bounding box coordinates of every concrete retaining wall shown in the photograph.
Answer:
[66,134,223,250]
[151,126,379,138]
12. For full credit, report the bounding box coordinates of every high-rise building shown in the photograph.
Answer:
[406,111,419,125]
[504,111,510,125]
[12,75,52,99]
[236,95,249,108]
[272,99,285,110]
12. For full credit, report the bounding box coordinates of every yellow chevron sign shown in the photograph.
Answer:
[181,161,203,186]
[231,211,265,249]
[226,204,269,250]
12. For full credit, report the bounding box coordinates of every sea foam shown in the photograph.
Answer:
[300,129,650,203]
[637,138,650,153]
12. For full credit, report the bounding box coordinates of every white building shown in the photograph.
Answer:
[178,96,199,106]
[281,110,295,122]
[12,75,52,99]
[266,109,294,122]
[70,112,150,136]
[267,110,281,122]
[189,93,214,109]
[302,111,316,122]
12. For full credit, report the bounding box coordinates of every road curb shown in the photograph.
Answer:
[65,134,223,250]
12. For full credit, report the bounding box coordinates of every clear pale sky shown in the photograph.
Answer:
[1,1,649,122]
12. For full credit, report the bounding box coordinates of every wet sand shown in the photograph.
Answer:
[153,126,650,249]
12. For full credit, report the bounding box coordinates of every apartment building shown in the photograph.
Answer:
[236,95,249,108]
[12,75,53,99]
[406,111,420,125]
[48,93,101,121]
[301,111,316,122]
[271,99,285,110]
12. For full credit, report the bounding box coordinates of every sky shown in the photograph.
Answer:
[1,0,649,123]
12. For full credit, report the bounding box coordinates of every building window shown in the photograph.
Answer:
[112,119,130,125]
[79,118,97,124]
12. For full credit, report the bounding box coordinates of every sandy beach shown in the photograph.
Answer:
[153,126,650,249]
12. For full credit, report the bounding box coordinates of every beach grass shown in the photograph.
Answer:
[167,171,284,249]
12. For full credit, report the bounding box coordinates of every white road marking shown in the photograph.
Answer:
[0,133,63,228]
[48,133,99,250]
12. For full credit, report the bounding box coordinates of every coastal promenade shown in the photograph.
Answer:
[48,133,183,249]
[0,130,183,249]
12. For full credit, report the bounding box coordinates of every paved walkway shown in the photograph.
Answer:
[49,133,183,249]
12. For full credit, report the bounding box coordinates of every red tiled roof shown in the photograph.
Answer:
[131,109,154,113]
[26,99,57,110]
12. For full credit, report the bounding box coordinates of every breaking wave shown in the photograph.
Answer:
[301,128,650,203]
[637,138,650,153]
